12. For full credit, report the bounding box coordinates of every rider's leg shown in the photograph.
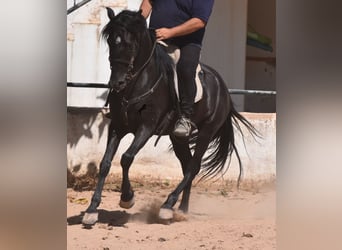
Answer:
[173,43,201,137]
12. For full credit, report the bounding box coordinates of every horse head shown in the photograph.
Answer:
[102,8,147,92]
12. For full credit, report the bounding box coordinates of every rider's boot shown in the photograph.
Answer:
[173,115,192,137]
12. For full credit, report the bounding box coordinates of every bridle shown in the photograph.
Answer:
[106,33,163,124]
[110,40,158,86]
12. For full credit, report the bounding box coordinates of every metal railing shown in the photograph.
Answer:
[228,89,276,95]
[67,0,93,15]
[67,82,276,95]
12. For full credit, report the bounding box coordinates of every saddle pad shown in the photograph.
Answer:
[158,41,203,103]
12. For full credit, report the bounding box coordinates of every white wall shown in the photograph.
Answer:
[202,0,248,111]
[67,0,128,107]
[67,0,248,109]
[67,109,276,181]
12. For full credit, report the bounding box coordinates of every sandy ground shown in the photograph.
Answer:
[67,178,275,250]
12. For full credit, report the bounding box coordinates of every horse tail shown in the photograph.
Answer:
[199,104,260,186]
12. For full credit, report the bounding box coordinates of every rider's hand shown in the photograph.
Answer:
[155,28,174,41]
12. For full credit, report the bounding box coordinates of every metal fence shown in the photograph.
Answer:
[67,0,93,15]
[67,82,276,96]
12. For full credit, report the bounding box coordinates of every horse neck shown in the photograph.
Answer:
[133,30,154,70]
[123,30,157,98]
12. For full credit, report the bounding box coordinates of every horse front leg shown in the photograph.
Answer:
[82,123,122,225]
[119,125,154,209]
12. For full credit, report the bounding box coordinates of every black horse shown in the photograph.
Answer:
[82,8,258,225]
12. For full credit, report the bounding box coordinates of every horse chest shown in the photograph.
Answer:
[119,101,150,128]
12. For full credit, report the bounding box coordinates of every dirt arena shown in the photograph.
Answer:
[67,176,275,250]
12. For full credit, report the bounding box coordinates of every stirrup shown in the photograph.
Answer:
[173,116,192,137]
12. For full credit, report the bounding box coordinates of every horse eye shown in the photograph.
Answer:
[115,36,121,44]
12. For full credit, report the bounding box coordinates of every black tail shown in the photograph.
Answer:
[198,104,260,186]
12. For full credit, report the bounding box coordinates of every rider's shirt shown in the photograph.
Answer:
[149,0,214,48]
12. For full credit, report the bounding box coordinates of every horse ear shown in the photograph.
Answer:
[106,7,115,20]
[137,9,143,16]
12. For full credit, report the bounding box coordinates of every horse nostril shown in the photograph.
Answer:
[118,81,125,86]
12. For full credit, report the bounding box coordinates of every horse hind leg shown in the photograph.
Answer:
[170,136,193,213]
[159,125,217,220]
[82,126,122,226]
[178,181,192,213]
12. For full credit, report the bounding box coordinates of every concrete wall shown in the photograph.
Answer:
[67,0,128,107]
[67,108,276,181]
[245,0,276,112]
[67,0,248,110]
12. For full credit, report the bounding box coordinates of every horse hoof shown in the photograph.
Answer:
[119,197,135,209]
[159,208,173,220]
[82,212,98,226]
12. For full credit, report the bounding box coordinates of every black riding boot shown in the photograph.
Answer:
[173,80,196,137]
[173,82,194,137]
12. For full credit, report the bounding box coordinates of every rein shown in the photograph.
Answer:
[128,40,158,80]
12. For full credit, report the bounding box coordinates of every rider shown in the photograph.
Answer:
[139,0,215,137]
